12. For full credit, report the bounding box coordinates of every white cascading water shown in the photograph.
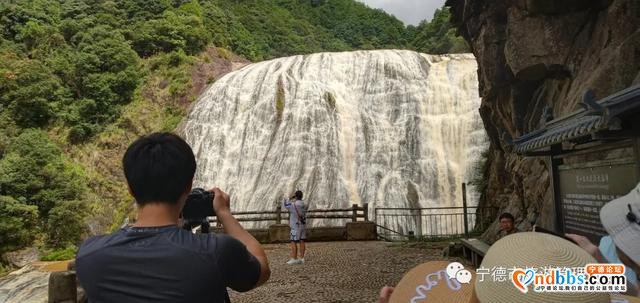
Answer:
[182,50,487,233]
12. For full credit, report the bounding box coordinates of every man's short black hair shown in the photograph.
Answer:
[294,190,303,200]
[499,212,515,222]
[123,132,196,206]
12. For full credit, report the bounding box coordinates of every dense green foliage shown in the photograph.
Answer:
[40,245,77,261]
[0,0,465,136]
[0,195,38,252]
[0,129,88,251]
[0,0,467,257]
[409,8,469,54]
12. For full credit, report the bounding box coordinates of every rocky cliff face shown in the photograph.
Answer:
[446,0,640,242]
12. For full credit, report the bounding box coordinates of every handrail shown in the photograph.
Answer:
[375,206,493,211]
[307,208,359,213]
[374,205,498,241]
[207,203,370,225]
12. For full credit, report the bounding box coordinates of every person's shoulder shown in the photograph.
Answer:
[76,233,115,259]
[212,234,254,263]
[168,229,243,256]
[165,228,214,251]
[213,233,244,249]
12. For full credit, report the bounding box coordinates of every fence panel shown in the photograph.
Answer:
[374,207,497,241]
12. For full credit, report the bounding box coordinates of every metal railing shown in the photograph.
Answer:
[207,203,369,228]
[374,206,497,241]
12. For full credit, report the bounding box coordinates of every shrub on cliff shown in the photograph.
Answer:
[0,129,88,248]
[0,196,39,253]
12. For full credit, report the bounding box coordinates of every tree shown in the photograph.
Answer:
[117,0,172,21]
[0,129,86,215]
[130,6,209,57]
[67,25,140,133]
[0,0,61,41]
[0,195,39,253]
[0,55,69,128]
[46,200,87,247]
[409,7,470,54]
[0,196,39,253]
[0,129,88,247]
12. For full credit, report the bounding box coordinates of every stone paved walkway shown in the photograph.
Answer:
[229,241,449,303]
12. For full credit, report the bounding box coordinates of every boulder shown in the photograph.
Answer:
[2,247,40,268]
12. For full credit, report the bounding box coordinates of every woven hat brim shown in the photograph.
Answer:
[390,261,475,303]
[600,190,640,266]
[610,293,640,303]
[475,232,610,303]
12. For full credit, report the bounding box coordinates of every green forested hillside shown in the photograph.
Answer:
[0,0,467,262]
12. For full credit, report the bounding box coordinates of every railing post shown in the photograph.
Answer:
[275,205,281,225]
[352,204,358,222]
[462,183,469,239]
[363,203,369,221]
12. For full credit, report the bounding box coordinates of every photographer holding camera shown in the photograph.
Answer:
[75,132,270,302]
[283,190,307,265]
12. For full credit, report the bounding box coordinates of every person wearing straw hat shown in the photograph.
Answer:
[377,232,639,302]
[377,261,476,303]
[474,232,611,303]
[566,182,640,297]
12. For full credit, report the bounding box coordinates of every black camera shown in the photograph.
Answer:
[181,188,215,233]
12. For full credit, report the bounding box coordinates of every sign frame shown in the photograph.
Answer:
[549,138,640,237]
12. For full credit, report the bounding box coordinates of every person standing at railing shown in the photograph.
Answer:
[283,190,308,265]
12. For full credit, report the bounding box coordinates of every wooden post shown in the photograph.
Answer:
[352,204,358,222]
[275,205,281,225]
[462,183,469,239]
[48,271,77,303]
[363,203,369,221]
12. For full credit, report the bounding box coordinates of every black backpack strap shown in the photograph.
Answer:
[293,201,305,224]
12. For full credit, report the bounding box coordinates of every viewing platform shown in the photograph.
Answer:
[38,199,496,303]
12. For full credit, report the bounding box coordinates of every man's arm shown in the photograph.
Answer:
[283,197,291,209]
[378,286,394,303]
[565,233,609,263]
[212,188,271,287]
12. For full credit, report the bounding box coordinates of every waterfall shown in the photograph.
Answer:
[182,50,488,231]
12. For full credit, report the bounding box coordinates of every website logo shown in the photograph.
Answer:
[400,261,474,303]
[511,269,535,293]
[446,262,473,284]
[509,264,626,293]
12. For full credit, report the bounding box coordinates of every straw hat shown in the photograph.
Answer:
[600,182,640,266]
[610,293,640,303]
[390,260,475,303]
[475,232,610,303]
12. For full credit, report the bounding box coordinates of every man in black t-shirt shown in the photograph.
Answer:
[76,132,270,302]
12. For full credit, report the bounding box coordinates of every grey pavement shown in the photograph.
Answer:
[230,241,448,303]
